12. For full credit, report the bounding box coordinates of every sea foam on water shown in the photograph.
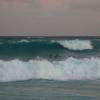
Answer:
[56,39,93,50]
[0,57,100,82]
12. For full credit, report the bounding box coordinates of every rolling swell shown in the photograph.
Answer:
[0,38,99,59]
[0,57,100,82]
[0,38,100,82]
[0,39,66,60]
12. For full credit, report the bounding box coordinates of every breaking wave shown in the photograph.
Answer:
[56,39,93,50]
[0,57,100,82]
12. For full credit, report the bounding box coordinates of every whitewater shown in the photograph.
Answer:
[56,39,93,50]
[0,57,100,82]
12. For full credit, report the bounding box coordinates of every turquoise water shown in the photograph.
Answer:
[0,37,100,100]
[0,37,100,60]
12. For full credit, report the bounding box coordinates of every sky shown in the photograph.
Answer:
[0,0,100,36]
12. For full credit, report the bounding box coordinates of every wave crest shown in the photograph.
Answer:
[0,57,100,82]
[56,39,93,50]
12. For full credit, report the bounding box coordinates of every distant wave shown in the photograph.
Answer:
[55,39,93,50]
[0,39,95,51]
[17,39,30,43]
[0,57,100,82]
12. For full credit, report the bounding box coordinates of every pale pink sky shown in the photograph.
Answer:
[0,0,100,36]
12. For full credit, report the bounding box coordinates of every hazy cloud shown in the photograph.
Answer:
[0,0,100,36]
[71,0,100,12]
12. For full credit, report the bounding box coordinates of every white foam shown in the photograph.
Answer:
[16,39,46,43]
[11,39,30,44]
[0,57,100,82]
[17,39,30,43]
[56,39,93,50]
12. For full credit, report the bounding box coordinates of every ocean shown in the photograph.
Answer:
[0,36,100,100]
